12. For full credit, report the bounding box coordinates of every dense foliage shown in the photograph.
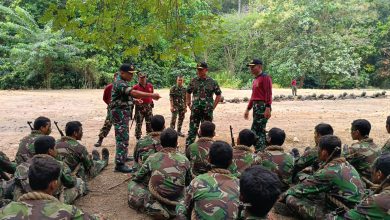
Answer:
[0,0,389,89]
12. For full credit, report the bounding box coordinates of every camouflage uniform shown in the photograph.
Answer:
[185,137,214,176]
[185,77,221,147]
[258,145,294,190]
[169,84,186,133]
[176,168,240,219]
[251,101,269,151]
[98,108,112,140]
[344,138,381,180]
[134,103,153,140]
[286,157,365,219]
[0,192,99,219]
[56,136,107,180]
[382,138,390,154]
[133,132,162,170]
[15,130,43,164]
[228,145,262,178]
[292,146,319,182]
[128,148,191,219]
[0,151,16,178]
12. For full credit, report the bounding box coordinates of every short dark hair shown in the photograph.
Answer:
[151,115,165,132]
[268,128,286,146]
[318,135,341,157]
[238,129,256,147]
[373,153,390,176]
[29,155,61,191]
[315,123,334,136]
[351,119,371,137]
[160,128,178,148]
[177,75,183,78]
[386,116,390,127]
[209,141,232,169]
[65,121,82,136]
[33,116,51,130]
[240,166,282,217]
[34,136,56,154]
[200,121,215,137]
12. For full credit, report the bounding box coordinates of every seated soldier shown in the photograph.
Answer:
[56,121,109,181]
[0,156,102,219]
[238,165,282,219]
[176,141,240,219]
[186,121,215,176]
[228,129,261,178]
[284,135,365,219]
[292,123,334,182]
[344,119,381,180]
[257,127,294,191]
[128,128,191,219]
[15,116,51,164]
[382,115,390,153]
[12,136,87,204]
[133,115,165,169]
[0,151,16,180]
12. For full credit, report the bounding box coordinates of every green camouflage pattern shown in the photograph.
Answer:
[0,180,12,208]
[134,104,153,140]
[133,132,162,169]
[344,138,381,179]
[286,157,365,219]
[98,108,112,139]
[56,136,107,180]
[185,77,221,146]
[170,85,186,133]
[185,137,214,176]
[176,169,240,220]
[382,138,390,154]
[0,151,16,177]
[240,211,268,220]
[258,145,294,190]
[15,131,43,164]
[251,101,268,151]
[228,145,261,178]
[292,146,319,182]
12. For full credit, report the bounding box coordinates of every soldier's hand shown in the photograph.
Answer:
[151,93,161,100]
[244,110,249,120]
[170,107,174,112]
[264,107,271,119]
[134,99,143,104]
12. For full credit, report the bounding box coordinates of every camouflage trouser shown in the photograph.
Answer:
[185,108,213,147]
[128,181,175,219]
[286,195,328,220]
[251,101,268,151]
[170,108,185,133]
[61,178,88,205]
[0,180,11,208]
[77,160,108,181]
[292,86,297,96]
[110,107,131,165]
[135,104,153,140]
[98,108,112,139]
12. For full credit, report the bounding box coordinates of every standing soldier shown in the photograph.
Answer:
[185,62,222,147]
[133,72,154,140]
[382,115,390,153]
[244,59,272,151]
[170,75,187,137]
[110,64,161,173]
[291,78,297,96]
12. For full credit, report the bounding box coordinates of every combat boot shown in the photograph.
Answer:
[115,164,133,173]
[102,148,109,163]
[92,150,100,161]
[94,137,103,147]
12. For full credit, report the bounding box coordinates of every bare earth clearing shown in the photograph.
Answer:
[0,88,389,219]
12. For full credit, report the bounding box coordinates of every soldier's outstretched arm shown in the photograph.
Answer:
[130,90,161,100]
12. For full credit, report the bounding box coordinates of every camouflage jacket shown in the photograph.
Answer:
[110,76,134,109]
[133,148,191,201]
[344,138,381,179]
[258,146,294,190]
[240,211,268,220]
[133,132,162,166]
[176,168,240,220]
[56,136,94,173]
[0,151,16,176]
[15,131,43,164]
[293,146,319,175]
[0,192,99,219]
[187,76,221,110]
[228,145,261,178]
[186,137,214,176]
[170,85,186,110]
[287,157,365,209]
[382,138,390,154]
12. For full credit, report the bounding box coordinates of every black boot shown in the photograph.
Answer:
[115,164,133,173]
[92,150,100,161]
[94,137,103,147]
[102,148,109,163]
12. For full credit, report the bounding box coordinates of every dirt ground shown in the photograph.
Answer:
[0,88,389,219]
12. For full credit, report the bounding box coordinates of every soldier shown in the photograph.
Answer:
[186,121,215,176]
[283,135,365,219]
[170,75,187,137]
[128,128,191,219]
[238,165,282,220]
[228,129,261,178]
[0,152,16,180]
[110,64,160,173]
[56,121,109,181]
[0,156,101,219]
[244,59,272,151]
[344,119,381,180]
[133,72,154,140]
[176,141,240,219]
[15,116,51,164]
[258,128,294,190]
[291,78,297,96]
[185,62,222,147]
[382,115,390,153]
[292,123,334,183]
[12,136,87,205]
[133,115,165,170]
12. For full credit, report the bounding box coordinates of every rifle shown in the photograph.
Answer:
[54,121,65,137]
[319,147,340,169]
[230,125,235,147]
[27,121,33,130]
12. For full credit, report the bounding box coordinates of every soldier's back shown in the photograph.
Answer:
[134,132,162,166]
[15,131,42,164]
[228,145,261,178]
[186,137,214,176]
[56,136,89,171]
[383,138,390,154]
